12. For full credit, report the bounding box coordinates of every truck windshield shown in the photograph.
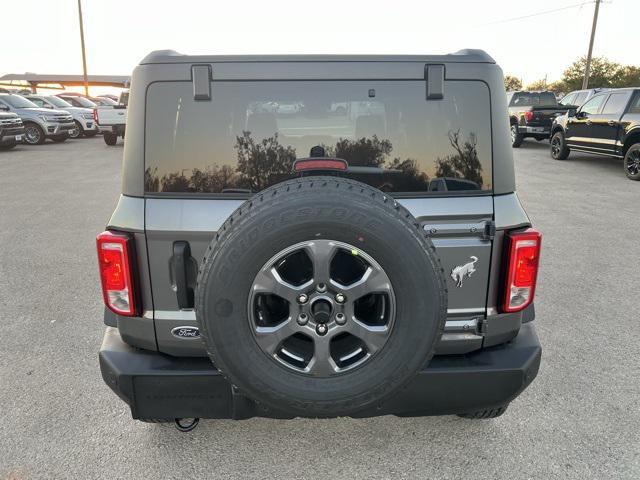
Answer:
[0,95,40,108]
[509,92,557,107]
[68,96,97,108]
[46,96,72,108]
[144,80,493,196]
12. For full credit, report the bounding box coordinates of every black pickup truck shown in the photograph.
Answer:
[550,88,640,180]
[507,91,570,147]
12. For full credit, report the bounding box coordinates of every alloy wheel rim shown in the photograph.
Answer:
[25,126,41,144]
[551,137,560,157]
[248,240,395,377]
[627,149,640,175]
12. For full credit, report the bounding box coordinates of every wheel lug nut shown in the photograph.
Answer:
[335,313,346,325]
[316,283,327,293]
[316,324,328,336]
[297,313,308,326]
[297,293,308,304]
[335,293,346,304]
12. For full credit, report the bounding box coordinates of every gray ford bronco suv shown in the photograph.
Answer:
[98,49,542,429]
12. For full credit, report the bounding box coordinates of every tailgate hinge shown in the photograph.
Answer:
[483,220,496,241]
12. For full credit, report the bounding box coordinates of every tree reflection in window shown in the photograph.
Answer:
[144,129,482,193]
[433,130,483,189]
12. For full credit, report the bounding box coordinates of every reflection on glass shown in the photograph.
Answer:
[144,80,492,194]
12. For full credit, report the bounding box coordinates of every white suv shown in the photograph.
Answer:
[24,95,98,138]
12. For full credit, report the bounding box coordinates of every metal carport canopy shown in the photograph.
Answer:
[0,73,130,92]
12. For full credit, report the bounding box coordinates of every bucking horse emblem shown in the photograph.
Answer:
[450,256,478,287]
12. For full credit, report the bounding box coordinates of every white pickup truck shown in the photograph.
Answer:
[94,90,128,145]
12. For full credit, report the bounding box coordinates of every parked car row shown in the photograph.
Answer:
[507,87,640,181]
[0,90,127,147]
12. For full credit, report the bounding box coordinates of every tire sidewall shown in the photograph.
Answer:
[511,124,522,148]
[197,180,447,416]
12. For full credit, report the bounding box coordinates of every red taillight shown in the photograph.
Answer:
[93,108,98,123]
[524,110,534,122]
[96,231,138,316]
[501,228,542,313]
[294,158,348,172]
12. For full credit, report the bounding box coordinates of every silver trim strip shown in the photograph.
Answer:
[155,310,196,321]
[444,318,478,332]
[447,307,485,314]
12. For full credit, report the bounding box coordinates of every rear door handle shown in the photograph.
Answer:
[608,120,617,126]
[173,241,194,309]
[586,120,592,125]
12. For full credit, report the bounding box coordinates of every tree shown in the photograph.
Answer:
[504,75,522,91]
[434,130,484,189]
[613,65,640,88]
[560,56,621,90]
[526,79,548,91]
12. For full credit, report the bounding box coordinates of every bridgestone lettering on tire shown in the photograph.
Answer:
[196,177,448,417]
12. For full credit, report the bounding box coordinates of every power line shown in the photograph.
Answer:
[480,1,592,26]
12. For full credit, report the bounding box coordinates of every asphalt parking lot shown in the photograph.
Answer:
[0,137,638,479]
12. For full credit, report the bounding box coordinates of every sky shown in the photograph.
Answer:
[2,0,639,94]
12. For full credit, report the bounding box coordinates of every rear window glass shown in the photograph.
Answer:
[144,80,492,196]
[559,93,576,106]
[573,92,589,106]
[629,93,640,114]
[601,92,631,115]
[509,92,557,107]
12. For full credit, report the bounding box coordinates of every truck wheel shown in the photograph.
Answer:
[510,124,523,148]
[196,177,448,418]
[457,405,509,419]
[69,121,83,138]
[23,122,45,145]
[624,143,640,181]
[103,133,118,146]
[550,131,570,160]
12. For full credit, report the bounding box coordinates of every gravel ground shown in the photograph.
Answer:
[0,137,638,479]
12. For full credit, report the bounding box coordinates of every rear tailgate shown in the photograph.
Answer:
[526,106,568,129]
[95,105,127,126]
[145,196,494,356]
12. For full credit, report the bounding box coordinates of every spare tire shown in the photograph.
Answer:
[196,177,447,417]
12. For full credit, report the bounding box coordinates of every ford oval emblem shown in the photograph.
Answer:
[171,326,200,339]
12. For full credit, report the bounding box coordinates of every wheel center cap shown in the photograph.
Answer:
[311,298,332,324]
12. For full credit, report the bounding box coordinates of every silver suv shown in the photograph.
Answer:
[24,95,98,138]
[97,49,542,430]
[0,93,76,145]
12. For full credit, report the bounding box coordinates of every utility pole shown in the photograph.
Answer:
[582,0,601,89]
[77,0,89,96]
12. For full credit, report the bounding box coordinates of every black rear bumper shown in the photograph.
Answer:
[99,323,541,420]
